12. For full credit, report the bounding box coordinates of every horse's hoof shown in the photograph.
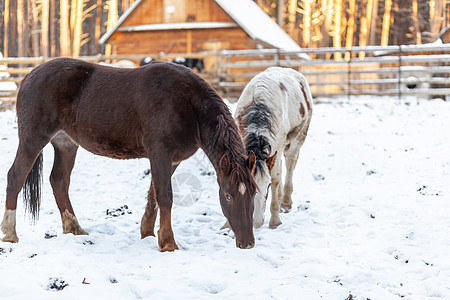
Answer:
[2,234,18,243]
[269,219,282,229]
[74,228,89,235]
[280,203,292,213]
[64,226,88,235]
[159,243,179,252]
[62,210,88,235]
[141,231,156,239]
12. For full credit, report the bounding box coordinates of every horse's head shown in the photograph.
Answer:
[217,152,257,249]
[252,152,277,228]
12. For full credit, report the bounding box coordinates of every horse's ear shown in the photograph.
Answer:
[219,154,232,175]
[247,151,256,174]
[266,152,277,172]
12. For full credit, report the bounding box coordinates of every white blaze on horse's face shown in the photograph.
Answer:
[252,162,271,228]
[239,182,246,195]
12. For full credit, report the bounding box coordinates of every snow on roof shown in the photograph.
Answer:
[214,0,307,58]
[100,0,309,59]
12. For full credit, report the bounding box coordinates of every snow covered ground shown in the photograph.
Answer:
[1,96,449,299]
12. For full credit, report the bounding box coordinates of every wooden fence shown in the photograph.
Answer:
[0,52,218,103]
[1,44,450,104]
[216,44,450,100]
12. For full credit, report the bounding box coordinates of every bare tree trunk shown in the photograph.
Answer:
[345,0,356,60]
[359,0,373,58]
[41,0,49,57]
[95,0,102,54]
[277,0,285,28]
[321,0,332,48]
[87,0,95,55]
[333,0,342,60]
[17,0,25,57]
[60,0,71,56]
[0,0,4,56]
[430,0,443,35]
[4,0,9,57]
[412,0,421,44]
[369,0,379,45]
[287,0,297,37]
[381,0,392,46]
[50,0,56,56]
[302,0,313,48]
[72,0,83,57]
[30,0,40,57]
[70,0,78,50]
[9,0,17,57]
[105,0,118,56]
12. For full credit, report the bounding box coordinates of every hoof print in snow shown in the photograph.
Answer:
[106,205,132,217]
[45,230,57,239]
[312,174,325,181]
[0,247,12,255]
[366,169,378,176]
[297,203,310,211]
[110,277,118,284]
[47,278,69,291]
[417,185,441,196]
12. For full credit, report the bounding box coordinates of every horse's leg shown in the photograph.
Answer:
[49,132,87,235]
[141,178,157,238]
[149,154,178,252]
[269,155,283,229]
[141,164,179,239]
[2,140,49,242]
[281,125,309,212]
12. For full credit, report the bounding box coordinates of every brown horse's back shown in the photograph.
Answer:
[17,58,202,160]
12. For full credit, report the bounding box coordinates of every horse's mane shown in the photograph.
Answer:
[210,103,257,195]
[244,133,271,175]
[238,100,276,175]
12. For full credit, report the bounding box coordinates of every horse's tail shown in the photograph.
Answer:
[23,152,43,221]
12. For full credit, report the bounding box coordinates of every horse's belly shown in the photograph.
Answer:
[72,133,147,159]
[82,143,146,159]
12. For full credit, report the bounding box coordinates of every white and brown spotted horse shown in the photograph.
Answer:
[234,67,313,229]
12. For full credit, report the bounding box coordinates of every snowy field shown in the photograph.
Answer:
[1,96,449,299]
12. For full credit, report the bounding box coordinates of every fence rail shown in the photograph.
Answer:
[0,51,222,103]
[217,44,450,99]
[1,45,450,104]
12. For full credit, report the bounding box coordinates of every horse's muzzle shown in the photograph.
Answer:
[237,238,255,249]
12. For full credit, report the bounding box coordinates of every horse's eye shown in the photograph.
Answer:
[225,194,232,201]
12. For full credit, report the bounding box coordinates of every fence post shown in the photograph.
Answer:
[398,45,402,100]
[217,50,223,86]
[347,49,352,100]
[275,49,280,66]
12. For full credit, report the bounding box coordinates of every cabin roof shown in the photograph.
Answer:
[99,0,307,57]
[214,0,302,53]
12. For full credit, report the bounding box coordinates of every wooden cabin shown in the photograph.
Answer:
[99,0,307,67]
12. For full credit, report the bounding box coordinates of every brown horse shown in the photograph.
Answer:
[1,58,257,251]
